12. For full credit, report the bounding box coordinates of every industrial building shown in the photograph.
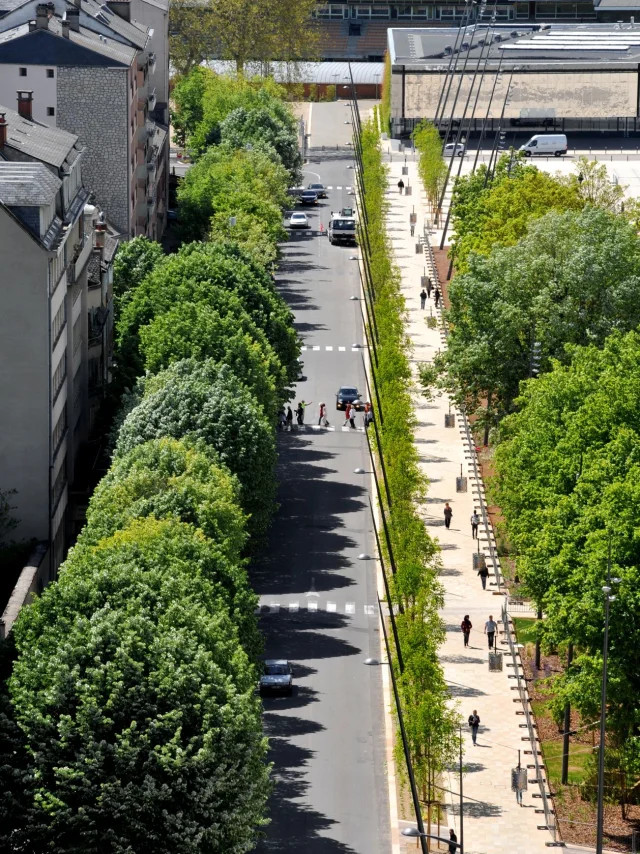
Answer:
[387,23,640,136]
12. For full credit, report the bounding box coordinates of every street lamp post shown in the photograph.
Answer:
[596,540,620,854]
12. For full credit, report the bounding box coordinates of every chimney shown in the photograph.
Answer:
[67,7,80,31]
[0,113,7,148]
[17,91,33,121]
[61,18,70,37]
[35,3,49,28]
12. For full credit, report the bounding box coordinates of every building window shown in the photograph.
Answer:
[19,67,27,76]
[47,68,54,78]
[52,408,67,459]
[47,106,55,116]
[52,352,67,403]
[52,299,66,348]
[51,460,67,513]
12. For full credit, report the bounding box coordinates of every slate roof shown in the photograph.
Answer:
[80,0,149,49]
[0,0,28,16]
[0,104,80,168]
[0,161,61,205]
[0,21,135,66]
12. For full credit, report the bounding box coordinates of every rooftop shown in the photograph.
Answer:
[0,104,81,168]
[0,18,137,65]
[0,161,60,205]
[80,0,148,49]
[203,59,385,85]
[388,23,640,68]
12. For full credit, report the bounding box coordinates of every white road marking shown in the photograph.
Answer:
[325,345,333,351]
[364,605,375,616]
[339,346,346,351]
[301,346,307,351]
[326,602,337,613]
[289,602,299,613]
[346,602,355,614]
[270,603,280,613]
[313,345,320,351]
[336,185,342,190]
[308,601,318,613]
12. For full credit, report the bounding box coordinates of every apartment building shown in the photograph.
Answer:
[0,3,168,238]
[0,106,116,575]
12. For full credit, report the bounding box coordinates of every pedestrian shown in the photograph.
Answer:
[397,178,405,194]
[449,828,458,854]
[286,406,293,432]
[461,614,472,648]
[349,401,357,429]
[443,502,452,529]
[420,288,427,309]
[470,510,480,539]
[468,710,480,746]
[296,402,304,426]
[299,400,312,424]
[277,408,286,431]
[477,563,489,590]
[426,277,433,298]
[434,286,441,308]
[318,402,330,427]
[343,402,352,428]
[410,222,415,236]
[364,401,373,430]
[485,614,498,650]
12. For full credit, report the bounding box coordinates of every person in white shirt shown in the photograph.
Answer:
[484,615,498,650]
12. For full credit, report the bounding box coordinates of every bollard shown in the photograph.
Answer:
[402,165,408,175]
[405,185,412,196]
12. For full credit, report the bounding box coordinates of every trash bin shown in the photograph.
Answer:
[410,212,417,224]
[489,651,504,672]
[405,186,413,196]
[456,476,468,493]
[473,552,486,571]
[445,413,455,428]
[415,242,423,254]
[402,165,409,175]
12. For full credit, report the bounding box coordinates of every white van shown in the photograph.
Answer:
[519,134,568,157]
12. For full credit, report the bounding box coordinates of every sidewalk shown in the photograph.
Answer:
[382,148,553,854]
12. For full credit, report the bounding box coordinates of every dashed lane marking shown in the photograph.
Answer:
[257,602,376,616]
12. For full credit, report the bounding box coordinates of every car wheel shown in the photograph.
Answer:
[554,151,562,157]
[286,687,293,696]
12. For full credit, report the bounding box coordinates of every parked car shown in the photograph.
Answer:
[289,212,310,229]
[259,660,293,696]
[444,142,465,157]
[308,182,328,199]
[335,386,363,411]
[300,189,319,205]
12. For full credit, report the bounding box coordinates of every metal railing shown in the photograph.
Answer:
[502,599,557,843]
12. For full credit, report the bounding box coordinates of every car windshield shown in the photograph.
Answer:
[310,184,323,189]
[333,220,355,230]
[265,664,289,675]
[291,214,305,219]
[303,191,316,196]
[340,387,358,396]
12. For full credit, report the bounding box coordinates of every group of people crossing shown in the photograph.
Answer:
[277,400,374,431]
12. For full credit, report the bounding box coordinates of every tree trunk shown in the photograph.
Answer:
[561,643,573,785]
[483,391,493,447]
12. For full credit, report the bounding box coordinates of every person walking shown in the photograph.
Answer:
[397,178,405,194]
[299,400,312,424]
[485,615,498,650]
[470,510,480,539]
[343,402,352,428]
[461,615,472,648]
[426,277,433,298]
[348,402,357,429]
[285,406,293,432]
[468,710,480,746]
[449,828,458,854]
[277,408,286,431]
[296,402,304,426]
[477,563,489,590]
[434,286,441,308]
[420,288,427,309]
[363,401,373,430]
[443,502,452,529]
[410,222,415,236]
[318,402,329,427]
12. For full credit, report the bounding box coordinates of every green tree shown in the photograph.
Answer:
[168,0,219,76]
[139,302,285,417]
[9,521,268,853]
[210,207,284,267]
[81,437,248,563]
[116,240,299,389]
[176,145,289,241]
[170,65,214,145]
[440,205,640,429]
[492,331,640,748]
[220,106,301,178]
[112,236,163,318]
[569,156,626,211]
[115,360,278,536]
[450,158,581,271]
[412,120,447,211]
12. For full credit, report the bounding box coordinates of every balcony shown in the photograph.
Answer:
[72,230,94,281]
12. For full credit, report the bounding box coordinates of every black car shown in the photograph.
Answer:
[336,386,364,411]
[308,182,328,199]
[300,189,318,205]
[259,660,293,696]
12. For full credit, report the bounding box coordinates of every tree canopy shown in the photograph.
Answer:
[492,330,640,747]
[115,360,278,537]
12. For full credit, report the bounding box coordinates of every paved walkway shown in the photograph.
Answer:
[381,146,553,854]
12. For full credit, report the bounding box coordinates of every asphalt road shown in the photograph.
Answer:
[252,142,391,854]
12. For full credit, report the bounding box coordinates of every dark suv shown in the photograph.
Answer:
[300,190,318,205]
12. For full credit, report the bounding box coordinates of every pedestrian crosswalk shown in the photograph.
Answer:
[300,345,363,352]
[324,186,353,192]
[280,424,365,433]
[256,601,376,616]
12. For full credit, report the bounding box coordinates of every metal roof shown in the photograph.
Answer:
[0,104,80,168]
[0,162,61,205]
[0,21,134,65]
[203,59,385,85]
[388,24,640,68]
[80,0,149,49]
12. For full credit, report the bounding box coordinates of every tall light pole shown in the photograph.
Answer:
[596,539,620,854]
